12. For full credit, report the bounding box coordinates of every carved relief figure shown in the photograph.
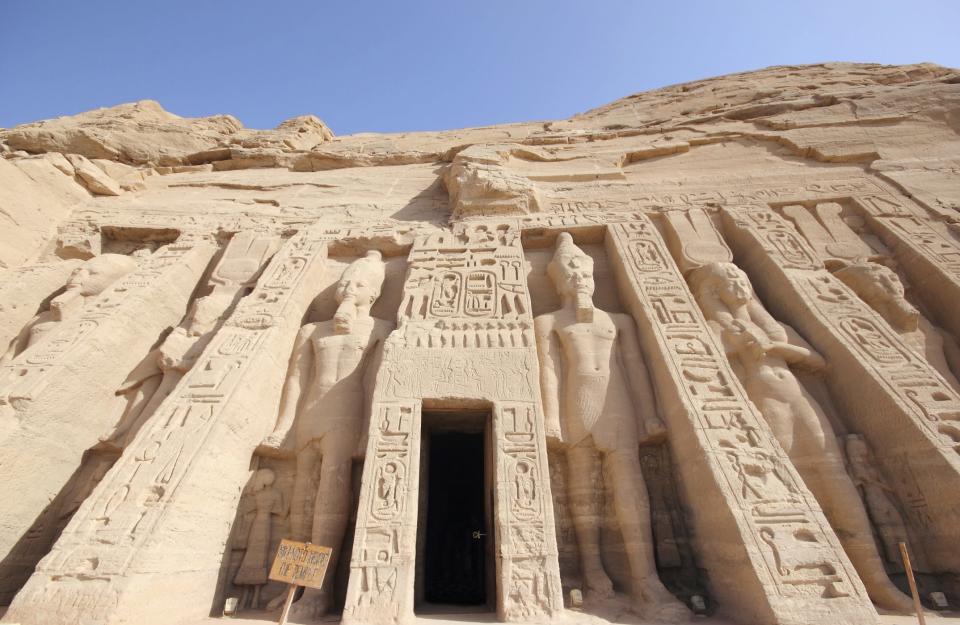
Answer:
[844,435,923,568]
[534,233,688,618]
[108,232,279,450]
[258,251,393,618]
[0,254,137,364]
[688,261,914,612]
[835,262,960,394]
[234,468,286,610]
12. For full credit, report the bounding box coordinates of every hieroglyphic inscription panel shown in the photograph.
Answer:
[344,402,420,621]
[493,401,563,620]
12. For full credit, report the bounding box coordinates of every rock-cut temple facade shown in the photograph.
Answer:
[0,62,958,625]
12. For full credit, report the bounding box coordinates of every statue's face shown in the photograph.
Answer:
[65,256,134,297]
[846,440,868,465]
[715,264,752,305]
[873,267,905,301]
[336,270,380,308]
[556,253,595,299]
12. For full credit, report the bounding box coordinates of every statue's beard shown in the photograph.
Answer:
[575,293,593,323]
[334,296,358,334]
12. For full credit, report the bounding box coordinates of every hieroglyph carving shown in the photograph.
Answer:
[534,233,687,619]
[494,402,564,620]
[606,218,874,625]
[343,402,421,624]
[5,233,328,625]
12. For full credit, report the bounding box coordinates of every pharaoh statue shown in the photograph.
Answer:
[534,233,688,619]
[234,468,287,610]
[688,261,914,612]
[844,434,924,569]
[834,261,960,394]
[0,253,137,364]
[258,250,394,618]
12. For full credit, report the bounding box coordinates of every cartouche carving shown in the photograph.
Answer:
[688,261,914,612]
[534,233,687,618]
[258,250,393,618]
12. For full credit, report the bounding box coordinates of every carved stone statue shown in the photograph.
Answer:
[107,291,237,449]
[689,261,914,612]
[534,233,688,619]
[258,250,393,618]
[844,434,922,568]
[109,232,278,449]
[835,261,960,394]
[0,254,137,364]
[234,468,286,610]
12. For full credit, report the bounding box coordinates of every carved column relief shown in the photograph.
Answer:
[606,218,874,625]
[721,205,960,574]
[343,224,563,624]
[343,401,421,623]
[0,232,282,604]
[493,401,561,620]
[853,193,960,341]
[0,239,217,568]
[5,233,329,625]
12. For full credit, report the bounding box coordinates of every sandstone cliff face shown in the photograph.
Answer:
[0,63,959,625]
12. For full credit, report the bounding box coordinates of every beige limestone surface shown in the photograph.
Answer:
[0,62,959,625]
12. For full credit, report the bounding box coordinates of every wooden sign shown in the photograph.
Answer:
[268,539,332,590]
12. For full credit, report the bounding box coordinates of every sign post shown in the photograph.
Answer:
[268,539,332,625]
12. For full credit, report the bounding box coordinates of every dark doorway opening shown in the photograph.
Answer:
[419,412,491,610]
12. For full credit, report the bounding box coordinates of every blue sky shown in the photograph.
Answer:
[2,1,958,135]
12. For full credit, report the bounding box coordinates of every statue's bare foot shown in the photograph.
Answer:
[869,580,918,614]
[633,580,690,621]
[583,568,614,602]
[287,590,331,623]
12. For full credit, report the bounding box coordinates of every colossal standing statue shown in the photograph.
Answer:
[534,233,688,619]
[0,254,137,364]
[835,262,960,394]
[258,251,393,618]
[688,261,914,612]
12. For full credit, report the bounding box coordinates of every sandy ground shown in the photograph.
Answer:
[210,594,960,625]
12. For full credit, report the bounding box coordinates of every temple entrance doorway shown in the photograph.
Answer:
[417,410,494,613]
